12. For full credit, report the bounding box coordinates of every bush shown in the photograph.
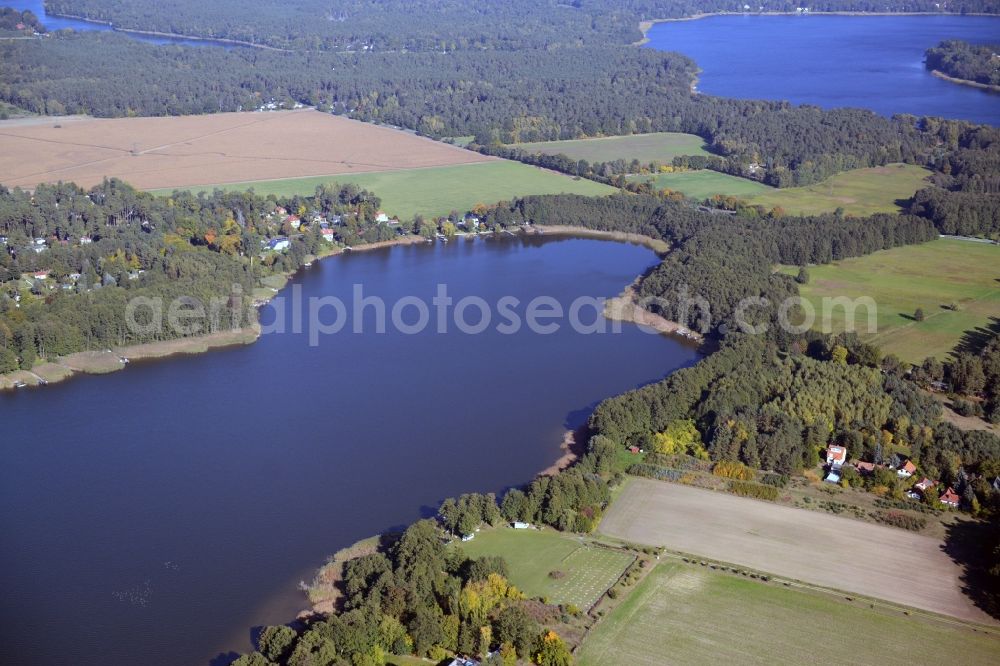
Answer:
[728,480,779,501]
[713,461,754,480]
[871,509,927,532]
[548,570,565,579]
[952,399,984,418]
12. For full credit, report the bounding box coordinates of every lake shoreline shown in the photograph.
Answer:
[526,224,670,255]
[0,233,435,392]
[45,11,288,50]
[0,325,261,391]
[929,69,1000,93]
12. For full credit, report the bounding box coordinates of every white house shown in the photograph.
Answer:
[896,460,917,478]
[321,228,335,242]
[826,445,847,469]
[460,533,475,542]
[267,237,291,252]
[513,521,530,529]
[32,238,47,253]
[375,211,390,223]
[79,235,93,245]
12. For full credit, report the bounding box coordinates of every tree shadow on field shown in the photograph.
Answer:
[953,316,1000,356]
[941,518,1000,621]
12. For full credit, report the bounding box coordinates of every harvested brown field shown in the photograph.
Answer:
[600,477,997,625]
[0,110,492,190]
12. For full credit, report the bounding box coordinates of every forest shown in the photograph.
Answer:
[42,0,1000,52]
[926,39,1000,87]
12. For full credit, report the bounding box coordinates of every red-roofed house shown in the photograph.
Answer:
[321,228,335,242]
[939,487,960,508]
[897,460,917,478]
[826,446,847,469]
[855,461,876,475]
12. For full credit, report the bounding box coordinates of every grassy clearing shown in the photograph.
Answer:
[513,132,710,163]
[577,562,1000,666]
[781,238,1000,363]
[747,164,931,216]
[155,161,613,219]
[458,528,633,609]
[627,169,772,200]
[628,164,929,216]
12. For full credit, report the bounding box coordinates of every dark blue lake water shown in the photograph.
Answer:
[645,15,1000,125]
[0,236,699,665]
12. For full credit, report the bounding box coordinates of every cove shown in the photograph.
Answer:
[645,15,1000,126]
[0,236,700,665]
[9,0,247,48]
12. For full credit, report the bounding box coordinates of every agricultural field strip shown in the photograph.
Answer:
[599,477,996,625]
[0,110,492,190]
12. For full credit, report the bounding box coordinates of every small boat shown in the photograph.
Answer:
[119,356,130,364]
[304,262,312,267]
[13,381,26,388]
[37,378,48,386]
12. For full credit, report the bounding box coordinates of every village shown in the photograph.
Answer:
[823,443,982,510]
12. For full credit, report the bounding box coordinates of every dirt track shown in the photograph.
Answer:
[0,110,491,190]
[600,478,997,625]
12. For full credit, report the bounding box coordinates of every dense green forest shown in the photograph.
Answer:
[43,0,1000,51]
[926,39,1000,87]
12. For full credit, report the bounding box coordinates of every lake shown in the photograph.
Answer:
[645,15,1000,126]
[0,236,699,665]
[9,0,243,47]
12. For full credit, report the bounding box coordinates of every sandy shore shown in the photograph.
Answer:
[603,282,704,342]
[525,224,670,255]
[0,326,261,391]
[930,69,1000,93]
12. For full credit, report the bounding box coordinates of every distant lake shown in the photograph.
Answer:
[645,15,1000,125]
[0,237,699,665]
[9,0,243,47]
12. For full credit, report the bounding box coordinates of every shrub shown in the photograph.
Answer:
[713,460,755,480]
[871,509,927,532]
[548,570,565,580]
[728,480,779,501]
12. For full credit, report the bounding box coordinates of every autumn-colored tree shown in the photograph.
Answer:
[534,631,571,666]
[652,419,708,459]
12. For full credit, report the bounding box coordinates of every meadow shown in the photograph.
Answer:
[458,528,633,610]
[784,238,1000,363]
[513,132,710,163]
[627,169,772,200]
[746,164,931,216]
[577,562,1000,666]
[628,164,929,216]
[167,161,614,219]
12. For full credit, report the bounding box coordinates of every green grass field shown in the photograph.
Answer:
[577,562,1000,666]
[627,164,929,216]
[153,161,613,219]
[627,169,772,200]
[781,239,1000,363]
[458,528,633,609]
[746,164,931,217]
[513,132,711,164]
